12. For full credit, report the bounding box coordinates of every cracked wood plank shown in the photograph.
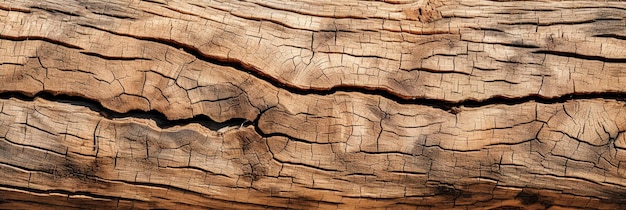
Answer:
[0,0,625,209]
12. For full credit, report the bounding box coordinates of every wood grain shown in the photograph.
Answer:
[1,0,625,209]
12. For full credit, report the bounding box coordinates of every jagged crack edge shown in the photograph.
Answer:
[74,24,626,111]
[0,91,247,131]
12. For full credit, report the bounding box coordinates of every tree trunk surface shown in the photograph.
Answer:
[1,0,625,209]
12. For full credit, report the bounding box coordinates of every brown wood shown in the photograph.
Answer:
[1,0,625,209]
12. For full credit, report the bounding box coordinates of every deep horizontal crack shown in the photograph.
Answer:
[4,89,626,134]
[73,24,626,112]
[0,183,141,202]
[161,166,231,178]
[91,11,136,20]
[0,91,247,131]
[594,34,626,41]
[0,35,84,50]
[501,18,622,26]
[80,52,150,60]
[533,50,626,63]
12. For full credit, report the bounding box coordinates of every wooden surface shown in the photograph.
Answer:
[1,0,626,209]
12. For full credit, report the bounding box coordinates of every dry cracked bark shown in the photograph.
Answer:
[0,0,625,209]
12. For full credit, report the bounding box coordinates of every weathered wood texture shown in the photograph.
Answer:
[1,0,626,209]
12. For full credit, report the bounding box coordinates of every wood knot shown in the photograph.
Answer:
[402,0,443,22]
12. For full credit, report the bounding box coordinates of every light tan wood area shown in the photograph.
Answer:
[0,0,625,209]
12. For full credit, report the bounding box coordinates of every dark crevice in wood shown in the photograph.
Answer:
[461,39,541,49]
[468,27,505,33]
[0,161,55,175]
[303,186,343,193]
[161,166,231,178]
[140,0,167,5]
[2,1,626,209]
[533,50,626,63]
[69,25,626,113]
[499,42,540,49]
[0,91,247,131]
[318,51,399,61]
[400,67,471,76]
[80,52,151,61]
[517,8,556,12]
[565,6,626,11]
[271,159,340,173]
[41,25,568,113]
[0,35,84,50]
[3,68,626,185]
[0,184,142,202]
[593,34,626,41]
[501,18,622,26]
[483,79,520,85]
[90,11,137,20]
